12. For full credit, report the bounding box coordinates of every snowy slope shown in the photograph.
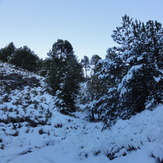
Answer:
[0,62,163,163]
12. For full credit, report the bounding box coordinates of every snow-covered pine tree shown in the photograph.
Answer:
[81,56,90,80]
[90,54,101,66]
[88,15,163,126]
[88,59,110,121]
[88,47,126,124]
[115,17,163,119]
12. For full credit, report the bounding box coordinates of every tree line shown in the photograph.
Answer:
[86,15,163,126]
[0,15,162,126]
[0,40,84,113]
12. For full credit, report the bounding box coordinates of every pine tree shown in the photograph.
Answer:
[9,46,39,72]
[0,42,16,62]
[81,56,90,80]
[46,39,84,112]
[90,54,101,66]
[88,48,125,123]
[88,15,163,126]
[115,17,163,119]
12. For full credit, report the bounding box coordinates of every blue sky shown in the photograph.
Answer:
[0,0,163,59]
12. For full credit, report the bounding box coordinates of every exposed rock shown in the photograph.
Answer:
[23,77,40,87]
[0,72,40,91]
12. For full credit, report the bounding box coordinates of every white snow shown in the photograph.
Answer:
[0,62,163,163]
[118,64,143,96]
[1,104,162,163]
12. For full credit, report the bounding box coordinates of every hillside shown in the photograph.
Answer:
[0,62,163,163]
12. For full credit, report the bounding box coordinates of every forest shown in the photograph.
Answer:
[0,15,162,127]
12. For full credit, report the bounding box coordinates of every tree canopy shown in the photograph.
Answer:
[46,39,84,112]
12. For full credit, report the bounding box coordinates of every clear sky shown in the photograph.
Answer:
[0,0,163,60]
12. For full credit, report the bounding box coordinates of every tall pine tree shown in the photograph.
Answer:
[88,15,163,126]
[46,39,84,112]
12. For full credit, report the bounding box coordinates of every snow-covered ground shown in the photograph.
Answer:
[0,62,163,163]
[1,105,162,163]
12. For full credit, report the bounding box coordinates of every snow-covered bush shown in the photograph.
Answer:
[0,62,55,127]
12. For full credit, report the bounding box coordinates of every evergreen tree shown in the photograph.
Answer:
[9,46,39,72]
[88,49,125,123]
[90,54,101,66]
[90,54,101,76]
[0,42,16,62]
[46,39,84,112]
[39,58,52,77]
[117,18,163,118]
[81,56,90,79]
[35,58,45,75]
[88,15,163,126]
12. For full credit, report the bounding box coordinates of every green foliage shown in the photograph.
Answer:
[88,15,163,125]
[0,43,42,73]
[39,58,52,77]
[1,16,162,121]
[9,46,40,72]
[46,39,84,112]
[0,42,16,62]
[117,17,163,118]
[81,56,90,79]
[90,54,101,66]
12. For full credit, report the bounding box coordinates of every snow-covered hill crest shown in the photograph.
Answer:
[0,62,55,126]
[0,62,163,163]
